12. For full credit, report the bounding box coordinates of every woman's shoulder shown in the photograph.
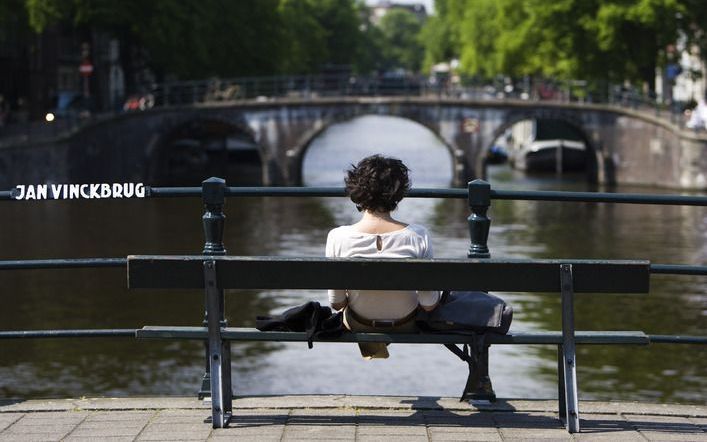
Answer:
[327,223,429,240]
[326,225,354,241]
[328,225,354,234]
[404,223,431,238]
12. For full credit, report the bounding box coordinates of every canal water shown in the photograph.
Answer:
[0,115,705,403]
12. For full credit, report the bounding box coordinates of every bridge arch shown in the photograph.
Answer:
[287,111,459,185]
[146,116,261,186]
[478,109,601,183]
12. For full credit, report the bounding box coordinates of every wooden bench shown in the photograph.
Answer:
[128,255,651,433]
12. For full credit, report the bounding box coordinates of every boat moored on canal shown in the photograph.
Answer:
[508,119,587,173]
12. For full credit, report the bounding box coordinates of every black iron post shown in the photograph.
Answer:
[467,179,491,259]
[465,179,496,401]
[198,178,232,411]
[202,177,226,256]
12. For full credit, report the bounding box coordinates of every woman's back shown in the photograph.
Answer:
[326,224,437,319]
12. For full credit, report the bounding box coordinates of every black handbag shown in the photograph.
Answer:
[417,291,513,334]
[256,301,344,348]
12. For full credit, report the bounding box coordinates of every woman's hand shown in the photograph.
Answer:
[331,300,348,311]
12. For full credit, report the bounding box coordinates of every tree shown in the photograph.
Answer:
[677,0,707,91]
[356,6,386,73]
[420,0,464,71]
[423,0,704,92]
[20,0,367,79]
[278,0,362,74]
[21,0,286,79]
[588,0,685,89]
[378,8,425,72]
[311,0,362,69]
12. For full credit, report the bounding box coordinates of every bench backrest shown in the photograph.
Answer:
[128,256,650,293]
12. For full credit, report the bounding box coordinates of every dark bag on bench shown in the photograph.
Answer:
[417,291,513,334]
[255,301,344,348]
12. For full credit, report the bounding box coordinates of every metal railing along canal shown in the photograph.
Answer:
[1,179,707,344]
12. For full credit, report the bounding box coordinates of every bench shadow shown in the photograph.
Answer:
[226,411,565,430]
[225,410,696,436]
[580,417,703,435]
[578,417,636,434]
[221,397,701,436]
[225,397,563,431]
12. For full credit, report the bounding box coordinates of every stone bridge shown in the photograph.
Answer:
[2,97,707,189]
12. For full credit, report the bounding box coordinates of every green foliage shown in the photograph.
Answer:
[18,0,707,85]
[24,0,63,33]
[135,0,284,78]
[378,8,425,72]
[420,0,464,72]
[278,0,362,74]
[357,8,386,73]
[422,0,707,89]
[19,0,366,78]
[677,0,707,68]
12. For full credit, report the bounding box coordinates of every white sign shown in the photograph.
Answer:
[79,61,94,76]
[13,183,146,200]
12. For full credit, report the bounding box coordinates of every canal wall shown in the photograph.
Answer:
[1,97,706,189]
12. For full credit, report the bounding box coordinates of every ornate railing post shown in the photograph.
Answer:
[198,177,232,413]
[202,177,226,256]
[467,179,491,259]
[463,179,496,402]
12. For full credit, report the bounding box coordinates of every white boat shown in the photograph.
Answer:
[508,119,587,173]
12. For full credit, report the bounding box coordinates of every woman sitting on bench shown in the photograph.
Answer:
[325,154,441,359]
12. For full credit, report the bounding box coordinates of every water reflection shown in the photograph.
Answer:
[486,164,707,403]
[0,117,704,403]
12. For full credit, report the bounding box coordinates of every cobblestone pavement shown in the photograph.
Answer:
[1,396,705,441]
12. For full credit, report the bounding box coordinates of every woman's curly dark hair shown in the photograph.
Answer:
[345,155,410,212]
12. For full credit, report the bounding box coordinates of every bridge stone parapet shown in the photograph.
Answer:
[1,97,706,189]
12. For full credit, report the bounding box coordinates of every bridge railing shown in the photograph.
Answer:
[143,75,696,136]
[2,179,707,338]
[150,73,430,105]
[1,73,699,147]
[1,178,706,402]
[146,74,691,126]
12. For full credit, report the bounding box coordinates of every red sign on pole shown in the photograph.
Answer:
[79,60,94,76]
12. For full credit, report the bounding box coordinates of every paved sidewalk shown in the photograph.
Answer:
[0,396,705,441]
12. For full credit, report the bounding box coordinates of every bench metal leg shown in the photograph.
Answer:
[446,341,496,402]
[466,344,495,402]
[216,281,233,415]
[557,345,566,419]
[560,264,580,433]
[205,260,230,428]
[222,339,233,414]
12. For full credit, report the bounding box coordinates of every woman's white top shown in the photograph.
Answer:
[325,224,441,320]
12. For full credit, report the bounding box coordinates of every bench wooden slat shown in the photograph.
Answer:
[128,256,650,293]
[135,326,650,345]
